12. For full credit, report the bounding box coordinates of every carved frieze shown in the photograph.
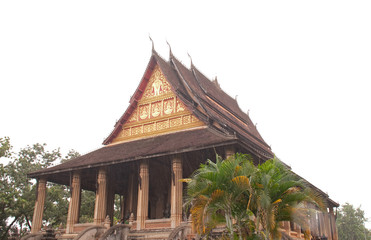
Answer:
[111,64,204,144]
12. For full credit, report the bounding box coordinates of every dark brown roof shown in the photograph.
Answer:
[28,128,236,178]
[28,49,338,207]
[103,50,273,158]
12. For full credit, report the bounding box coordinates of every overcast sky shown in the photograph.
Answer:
[1,0,370,228]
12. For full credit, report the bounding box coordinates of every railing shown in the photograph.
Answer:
[20,233,42,240]
[74,225,106,240]
[98,224,131,240]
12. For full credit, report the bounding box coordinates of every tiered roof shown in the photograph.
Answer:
[29,49,273,177]
[28,48,338,208]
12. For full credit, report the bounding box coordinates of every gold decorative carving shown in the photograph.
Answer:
[143,123,155,133]
[164,98,174,115]
[157,120,169,130]
[170,117,182,128]
[151,101,161,118]
[111,64,205,144]
[176,99,186,112]
[183,115,191,125]
[143,66,172,99]
[128,109,138,123]
[132,126,143,136]
[139,105,150,120]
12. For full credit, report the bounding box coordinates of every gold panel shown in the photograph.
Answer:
[128,109,138,123]
[151,101,162,118]
[139,104,150,121]
[111,64,205,144]
[157,120,169,130]
[142,65,172,99]
[143,123,155,133]
[176,99,186,112]
[163,98,175,115]
[170,117,182,128]
[132,126,143,136]
[183,115,191,125]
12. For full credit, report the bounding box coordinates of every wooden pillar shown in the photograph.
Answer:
[171,155,183,228]
[329,208,338,240]
[136,160,149,230]
[310,211,319,237]
[225,145,235,159]
[124,167,136,219]
[94,167,108,225]
[324,209,332,240]
[282,221,290,232]
[296,223,302,238]
[318,212,326,237]
[120,195,125,220]
[31,178,47,233]
[106,172,115,226]
[66,172,81,233]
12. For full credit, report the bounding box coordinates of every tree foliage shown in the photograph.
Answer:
[0,137,78,239]
[337,203,370,240]
[184,153,325,240]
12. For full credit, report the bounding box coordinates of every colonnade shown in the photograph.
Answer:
[279,208,338,240]
[29,147,338,240]
[30,154,184,234]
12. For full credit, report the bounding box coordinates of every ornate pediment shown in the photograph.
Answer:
[111,65,204,144]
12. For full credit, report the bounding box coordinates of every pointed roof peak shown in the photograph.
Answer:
[149,34,155,52]
[212,76,221,90]
[166,40,174,59]
[187,52,194,69]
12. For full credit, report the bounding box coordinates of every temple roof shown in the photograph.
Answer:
[103,50,273,157]
[28,48,338,207]
[28,127,237,177]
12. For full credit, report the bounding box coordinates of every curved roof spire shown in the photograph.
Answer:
[149,34,155,52]
[166,40,174,59]
[187,52,194,68]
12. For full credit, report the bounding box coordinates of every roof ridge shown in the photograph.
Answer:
[169,57,209,115]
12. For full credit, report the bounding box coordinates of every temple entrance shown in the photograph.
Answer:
[148,157,171,220]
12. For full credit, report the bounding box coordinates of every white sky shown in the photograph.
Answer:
[1,0,370,228]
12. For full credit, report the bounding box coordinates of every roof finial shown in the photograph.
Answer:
[166,40,173,58]
[187,52,193,67]
[149,34,154,51]
[247,109,250,115]
[235,95,238,101]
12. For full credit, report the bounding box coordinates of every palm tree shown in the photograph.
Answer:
[183,154,256,239]
[252,159,325,240]
[184,154,325,240]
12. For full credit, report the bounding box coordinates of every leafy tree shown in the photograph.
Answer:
[337,203,370,240]
[0,137,11,158]
[79,190,95,223]
[184,153,325,240]
[253,158,325,240]
[0,138,80,239]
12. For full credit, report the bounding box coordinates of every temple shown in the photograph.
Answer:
[27,47,339,240]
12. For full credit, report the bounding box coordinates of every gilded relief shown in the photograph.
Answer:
[151,101,161,118]
[139,105,150,120]
[143,123,155,133]
[132,126,143,135]
[164,98,174,115]
[143,66,171,99]
[157,120,169,130]
[170,117,182,128]
[176,99,185,112]
[183,115,191,125]
[111,64,204,144]
[128,109,138,123]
